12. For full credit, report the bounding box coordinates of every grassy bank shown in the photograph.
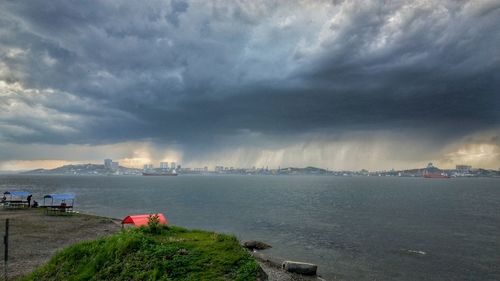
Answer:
[21,224,262,281]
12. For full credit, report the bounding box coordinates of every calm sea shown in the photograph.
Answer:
[1,175,499,280]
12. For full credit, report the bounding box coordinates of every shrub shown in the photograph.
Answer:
[147,214,161,234]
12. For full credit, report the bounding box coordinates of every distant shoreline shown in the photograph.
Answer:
[4,171,500,178]
[0,162,497,178]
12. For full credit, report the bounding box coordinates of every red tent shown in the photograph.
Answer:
[121,213,168,227]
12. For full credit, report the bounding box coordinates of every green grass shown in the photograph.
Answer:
[21,225,261,281]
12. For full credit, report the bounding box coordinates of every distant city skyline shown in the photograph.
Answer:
[1,1,499,171]
[3,156,498,173]
[14,158,500,179]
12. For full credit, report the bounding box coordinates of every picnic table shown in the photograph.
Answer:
[2,191,32,208]
[42,194,75,214]
[44,204,74,213]
[2,200,30,208]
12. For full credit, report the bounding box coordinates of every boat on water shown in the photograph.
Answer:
[142,169,178,176]
[423,172,450,179]
[423,162,450,178]
[142,172,178,176]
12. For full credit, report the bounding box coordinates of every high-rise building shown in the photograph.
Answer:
[456,165,472,173]
[143,164,153,170]
[171,162,176,170]
[104,159,113,169]
[160,162,169,169]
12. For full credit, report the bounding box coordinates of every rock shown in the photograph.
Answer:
[282,261,318,275]
[251,251,284,268]
[256,265,268,281]
[243,240,272,250]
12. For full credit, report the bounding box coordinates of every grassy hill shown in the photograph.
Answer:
[21,224,263,281]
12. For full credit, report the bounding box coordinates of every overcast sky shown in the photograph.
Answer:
[1,0,499,170]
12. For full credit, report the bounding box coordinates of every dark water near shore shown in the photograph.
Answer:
[1,175,499,280]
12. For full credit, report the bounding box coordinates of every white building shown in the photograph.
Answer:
[456,165,472,174]
[160,162,169,169]
[104,159,113,169]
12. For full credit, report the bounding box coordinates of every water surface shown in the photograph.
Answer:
[1,175,499,280]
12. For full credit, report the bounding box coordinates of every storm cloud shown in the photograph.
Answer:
[0,0,499,169]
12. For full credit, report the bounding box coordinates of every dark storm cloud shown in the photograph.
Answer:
[0,0,499,149]
[167,0,189,27]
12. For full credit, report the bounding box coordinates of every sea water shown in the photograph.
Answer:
[1,175,499,281]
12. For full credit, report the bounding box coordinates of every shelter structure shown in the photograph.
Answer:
[43,194,75,213]
[121,213,168,227]
[2,191,32,208]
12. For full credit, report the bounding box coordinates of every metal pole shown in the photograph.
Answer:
[4,219,9,281]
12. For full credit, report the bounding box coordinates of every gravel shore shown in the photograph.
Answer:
[253,252,327,281]
[259,261,326,281]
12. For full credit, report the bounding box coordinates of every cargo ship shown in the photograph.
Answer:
[423,172,450,179]
[423,163,450,178]
[142,170,178,176]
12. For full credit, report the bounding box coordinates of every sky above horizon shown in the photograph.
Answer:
[1,0,500,171]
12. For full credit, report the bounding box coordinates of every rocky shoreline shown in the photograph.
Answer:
[0,208,325,281]
[252,252,326,281]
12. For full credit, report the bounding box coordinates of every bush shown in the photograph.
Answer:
[147,214,161,234]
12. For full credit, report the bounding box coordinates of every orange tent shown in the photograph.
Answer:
[121,213,168,227]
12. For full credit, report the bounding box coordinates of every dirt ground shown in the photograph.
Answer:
[0,208,121,280]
